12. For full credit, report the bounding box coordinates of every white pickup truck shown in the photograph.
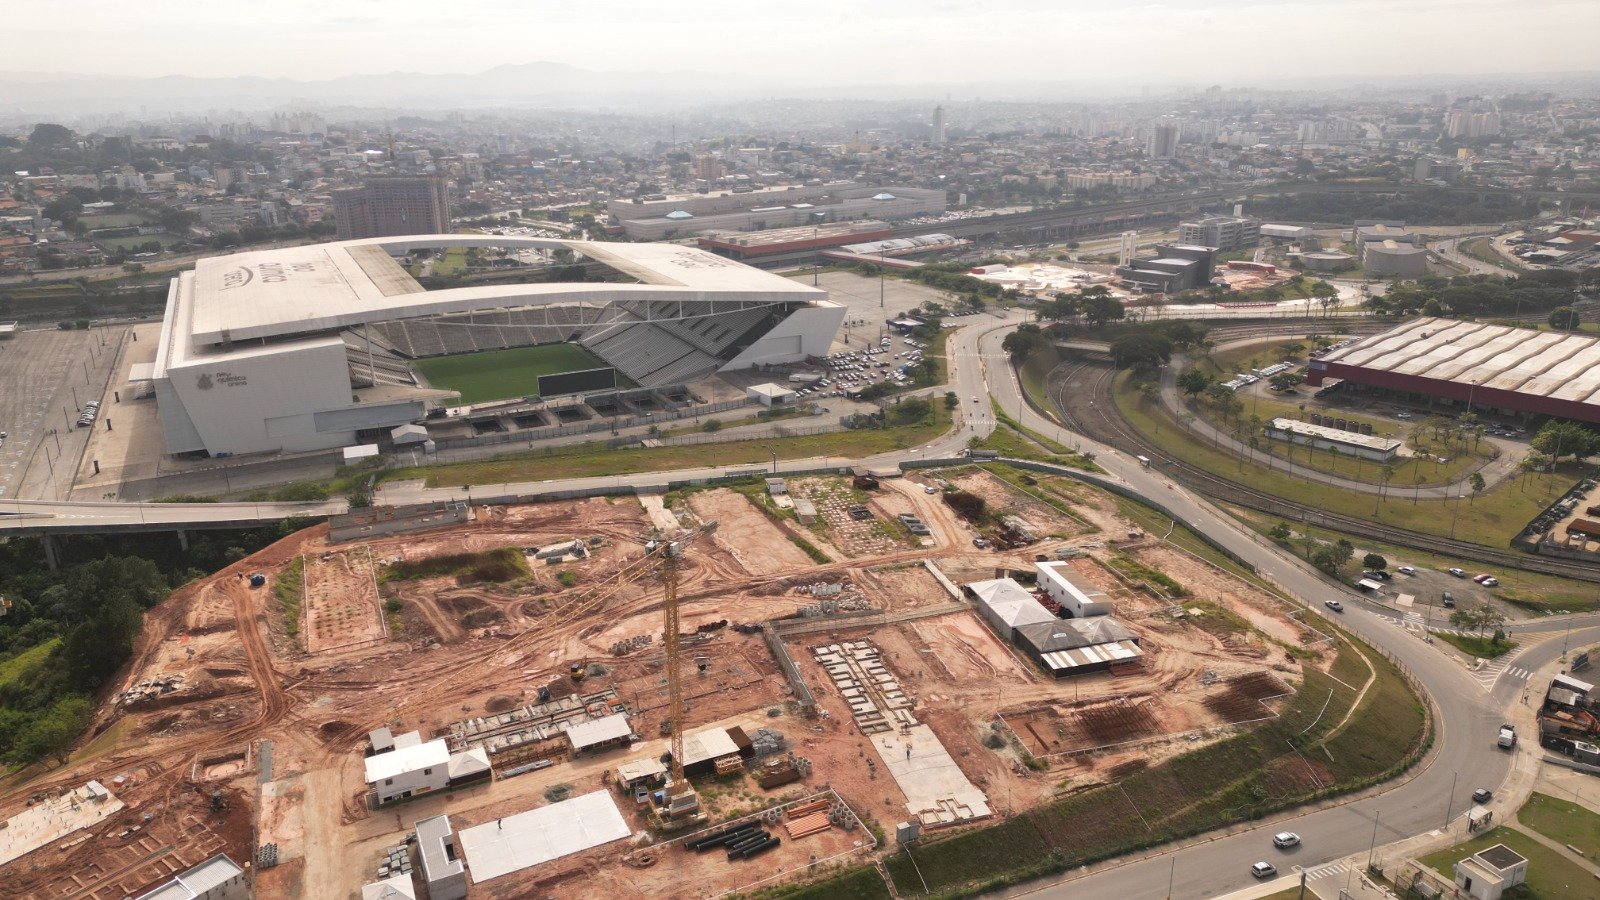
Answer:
[1498,723,1517,749]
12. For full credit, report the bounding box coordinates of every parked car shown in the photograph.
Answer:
[1324,600,1344,613]
[1396,565,1416,576]
[1251,862,1277,879]
[1472,788,1493,804]
[1273,832,1301,848]
[1448,568,1468,578]
[1475,574,1499,586]
[1363,570,1392,581]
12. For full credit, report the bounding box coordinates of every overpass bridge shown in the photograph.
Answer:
[0,499,348,568]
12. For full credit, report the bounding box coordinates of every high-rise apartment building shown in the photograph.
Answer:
[1178,215,1261,252]
[332,177,450,240]
[1148,122,1179,159]
[932,106,947,146]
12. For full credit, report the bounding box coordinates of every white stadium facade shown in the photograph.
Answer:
[149,235,844,457]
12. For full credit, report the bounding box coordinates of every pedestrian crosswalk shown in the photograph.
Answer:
[1299,861,1349,880]
[1471,657,1532,688]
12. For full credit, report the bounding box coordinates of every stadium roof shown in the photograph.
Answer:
[1319,317,1600,407]
[182,235,824,346]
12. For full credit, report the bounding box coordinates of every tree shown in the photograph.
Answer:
[1176,368,1213,397]
[1001,324,1050,357]
[1268,372,1305,393]
[944,391,958,411]
[1450,601,1507,638]
[19,697,91,765]
[1277,341,1307,360]
[1109,333,1172,373]
[1079,291,1126,328]
[1333,539,1355,567]
[26,123,75,149]
[1548,306,1582,330]
[1532,421,1600,462]
[1468,472,1486,504]
[1362,553,1388,571]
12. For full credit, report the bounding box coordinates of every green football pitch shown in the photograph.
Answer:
[412,344,622,404]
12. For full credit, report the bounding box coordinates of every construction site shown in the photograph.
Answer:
[0,464,1337,899]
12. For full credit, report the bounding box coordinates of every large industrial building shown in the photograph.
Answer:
[608,183,945,240]
[1306,317,1600,426]
[333,177,450,240]
[145,236,842,457]
[1352,220,1428,277]
[1115,244,1216,293]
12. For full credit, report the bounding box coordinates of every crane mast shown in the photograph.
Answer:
[661,540,687,786]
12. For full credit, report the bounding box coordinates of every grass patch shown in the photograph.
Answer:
[94,233,180,251]
[413,343,619,405]
[1114,372,1580,549]
[1460,237,1524,272]
[1432,631,1517,659]
[760,865,891,899]
[788,534,831,564]
[1106,553,1190,597]
[0,639,62,693]
[276,557,304,640]
[392,405,949,488]
[883,633,1427,896]
[1518,792,1600,858]
[386,547,528,583]
[1421,826,1599,900]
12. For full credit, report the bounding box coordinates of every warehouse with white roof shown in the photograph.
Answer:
[1307,317,1600,425]
[149,235,843,457]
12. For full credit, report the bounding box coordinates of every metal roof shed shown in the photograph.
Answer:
[565,713,633,752]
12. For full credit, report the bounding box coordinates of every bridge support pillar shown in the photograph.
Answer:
[176,529,189,552]
[41,534,59,572]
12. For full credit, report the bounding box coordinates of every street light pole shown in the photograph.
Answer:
[1443,771,1458,829]
[1366,809,1382,871]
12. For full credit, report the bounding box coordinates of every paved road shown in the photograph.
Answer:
[1431,233,1518,278]
[0,498,347,534]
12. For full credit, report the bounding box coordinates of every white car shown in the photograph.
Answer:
[1251,862,1277,878]
[1272,832,1300,848]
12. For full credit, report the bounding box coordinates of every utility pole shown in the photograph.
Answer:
[1443,771,1458,828]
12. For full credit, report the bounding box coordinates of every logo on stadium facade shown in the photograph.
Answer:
[196,373,214,390]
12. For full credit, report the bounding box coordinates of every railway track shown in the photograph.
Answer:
[1048,358,1600,585]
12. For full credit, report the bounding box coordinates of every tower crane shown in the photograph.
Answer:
[646,520,716,821]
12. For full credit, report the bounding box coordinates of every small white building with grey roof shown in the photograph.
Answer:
[131,853,248,900]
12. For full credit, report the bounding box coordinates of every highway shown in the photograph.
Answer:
[5,311,1571,899]
[0,498,347,534]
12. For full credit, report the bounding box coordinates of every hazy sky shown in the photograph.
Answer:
[7,0,1596,84]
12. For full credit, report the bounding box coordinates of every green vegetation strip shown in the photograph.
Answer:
[413,343,619,405]
[276,557,304,639]
[759,865,892,899]
[1113,371,1577,548]
[1420,826,1599,900]
[391,405,949,488]
[882,630,1428,897]
[1430,631,1517,659]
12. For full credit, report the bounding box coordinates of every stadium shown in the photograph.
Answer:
[1306,316,1600,425]
[147,236,843,457]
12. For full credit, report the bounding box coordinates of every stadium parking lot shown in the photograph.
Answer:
[0,327,118,499]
